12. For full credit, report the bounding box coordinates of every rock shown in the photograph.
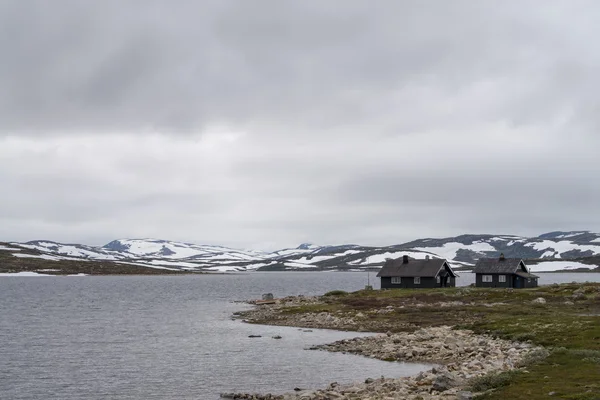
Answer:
[231,296,548,400]
[248,335,262,338]
[532,297,546,304]
[572,291,586,300]
[431,372,458,392]
[272,335,282,339]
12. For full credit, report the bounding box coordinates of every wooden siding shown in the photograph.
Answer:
[381,276,456,289]
[475,273,539,289]
[475,273,513,288]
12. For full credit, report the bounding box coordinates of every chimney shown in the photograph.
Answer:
[425,255,430,260]
[403,255,409,264]
[499,253,505,261]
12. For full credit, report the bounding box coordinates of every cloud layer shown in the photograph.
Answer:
[1,1,599,249]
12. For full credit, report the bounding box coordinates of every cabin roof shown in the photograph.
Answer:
[515,271,540,279]
[376,257,457,278]
[473,257,529,274]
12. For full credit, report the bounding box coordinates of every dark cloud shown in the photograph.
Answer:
[1,1,599,248]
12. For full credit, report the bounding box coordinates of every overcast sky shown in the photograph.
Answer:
[1,1,599,250]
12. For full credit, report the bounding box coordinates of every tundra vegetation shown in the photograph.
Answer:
[238,283,600,399]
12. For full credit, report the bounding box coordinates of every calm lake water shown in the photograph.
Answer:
[0,273,427,400]
[1,271,599,400]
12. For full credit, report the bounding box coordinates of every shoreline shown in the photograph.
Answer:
[225,294,547,399]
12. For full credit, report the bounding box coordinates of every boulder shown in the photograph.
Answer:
[431,372,459,392]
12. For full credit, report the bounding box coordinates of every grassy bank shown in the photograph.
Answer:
[253,283,600,399]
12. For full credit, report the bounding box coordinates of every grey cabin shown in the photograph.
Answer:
[473,254,539,288]
[377,255,458,289]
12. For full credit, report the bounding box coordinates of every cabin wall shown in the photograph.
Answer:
[381,277,452,289]
[475,273,513,288]
[523,277,539,288]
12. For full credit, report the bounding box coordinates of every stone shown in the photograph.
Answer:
[532,297,546,304]
[229,296,547,400]
[432,372,459,392]
[572,291,586,300]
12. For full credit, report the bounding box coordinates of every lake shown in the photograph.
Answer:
[1,271,599,400]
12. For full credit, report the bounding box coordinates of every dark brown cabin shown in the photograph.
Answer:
[473,254,539,288]
[376,255,458,289]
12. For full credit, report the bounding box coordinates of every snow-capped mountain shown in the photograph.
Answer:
[3,230,600,272]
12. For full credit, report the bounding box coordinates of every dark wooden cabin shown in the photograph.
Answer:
[473,254,539,288]
[376,255,458,289]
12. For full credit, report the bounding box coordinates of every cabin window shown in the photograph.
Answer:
[391,277,401,284]
[498,275,506,283]
[414,277,421,285]
[482,275,493,283]
[436,276,440,284]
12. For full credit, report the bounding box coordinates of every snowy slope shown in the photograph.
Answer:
[5,230,600,272]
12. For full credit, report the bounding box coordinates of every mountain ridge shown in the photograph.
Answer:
[2,230,600,273]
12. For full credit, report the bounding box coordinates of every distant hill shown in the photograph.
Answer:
[2,231,600,274]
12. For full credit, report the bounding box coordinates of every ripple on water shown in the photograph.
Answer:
[0,274,433,400]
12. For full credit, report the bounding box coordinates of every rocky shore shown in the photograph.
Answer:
[225,295,548,399]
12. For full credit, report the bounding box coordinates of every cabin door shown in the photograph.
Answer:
[514,276,521,289]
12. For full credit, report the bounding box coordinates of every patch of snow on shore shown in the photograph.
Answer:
[284,261,317,269]
[204,265,246,272]
[0,271,51,277]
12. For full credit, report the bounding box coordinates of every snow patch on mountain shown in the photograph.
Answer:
[528,261,595,272]
[0,245,21,251]
[348,251,434,265]
[13,253,62,261]
[8,230,600,272]
[525,240,600,257]
[291,250,362,264]
[414,241,497,260]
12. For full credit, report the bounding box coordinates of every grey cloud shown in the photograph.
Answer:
[1,2,600,248]
[1,0,598,135]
